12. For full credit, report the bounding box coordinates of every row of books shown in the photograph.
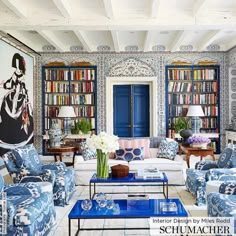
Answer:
[202,117,217,129]
[193,81,218,93]
[45,94,70,105]
[70,81,94,93]
[45,81,69,93]
[45,69,69,81]
[193,69,217,80]
[168,94,192,105]
[168,69,191,80]
[202,105,218,116]
[168,106,189,117]
[168,81,192,92]
[70,94,94,105]
[71,70,95,81]
[193,94,217,104]
[44,106,95,118]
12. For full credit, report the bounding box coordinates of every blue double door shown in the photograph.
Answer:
[113,85,150,137]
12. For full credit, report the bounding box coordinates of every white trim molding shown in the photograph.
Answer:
[106,76,158,136]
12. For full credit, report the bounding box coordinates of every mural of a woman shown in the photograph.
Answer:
[0,53,33,152]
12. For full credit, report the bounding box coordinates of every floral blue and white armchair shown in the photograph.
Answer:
[0,173,56,235]
[185,147,236,205]
[207,182,236,235]
[2,144,75,207]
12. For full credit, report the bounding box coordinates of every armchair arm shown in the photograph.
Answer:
[16,169,56,185]
[195,160,218,170]
[42,162,66,172]
[219,182,236,195]
[206,168,236,181]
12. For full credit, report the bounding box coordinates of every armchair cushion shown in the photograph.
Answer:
[195,160,218,170]
[217,147,235,168]
[13,144,42,175]
[219,182,236,195]
[2,151,18,173]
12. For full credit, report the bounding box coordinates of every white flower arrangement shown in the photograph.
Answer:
[86,132,119,154]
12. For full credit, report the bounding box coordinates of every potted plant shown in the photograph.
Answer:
[174,117,192,144]
[71,119,91,134]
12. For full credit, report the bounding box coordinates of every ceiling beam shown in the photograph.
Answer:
[150,0,160,18]
[52,0,72,18]
[74,31,92,52]
[111,31,120,52]
[170,31,186,52]
[103,0,114,19]
[193,0,207,16]
[2,0,27,18]
[197,30,222,51]
[37,30,66,52]
[143,31,152,52]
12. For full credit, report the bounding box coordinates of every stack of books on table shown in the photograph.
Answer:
[136,168,163,179]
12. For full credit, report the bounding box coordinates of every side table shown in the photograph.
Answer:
[47,146,76,167]
[179,144,215,168]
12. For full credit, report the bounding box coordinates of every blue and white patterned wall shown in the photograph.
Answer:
[34,51,227,153]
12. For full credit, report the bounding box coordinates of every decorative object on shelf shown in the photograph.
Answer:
[48,120,62,147]
[58,106,76,134]
[87,132,119,178]
[187,105,205,133]
[81,199,92,211]
[111,164,129,178]
[187,135,211,149]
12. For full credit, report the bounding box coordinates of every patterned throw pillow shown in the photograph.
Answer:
[157,139,178,160]
[13,144,42,175]
[217,147,235,168]
[118,138,150,158]
[115,147,144,162]
[80,142,97,161]
[219,182,236,195]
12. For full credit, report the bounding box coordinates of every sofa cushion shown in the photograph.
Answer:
[80,141,97,161]
[115,147,144,162]
[2,151,18,173]
[157,139,178,160]
[13,144,42,175]
[118,138,150,158]
[217,147,234,168]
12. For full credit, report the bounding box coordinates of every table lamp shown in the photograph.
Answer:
[186,105,205,133]
[58,106,76,134]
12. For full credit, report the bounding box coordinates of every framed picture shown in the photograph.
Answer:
[0,39,34,156]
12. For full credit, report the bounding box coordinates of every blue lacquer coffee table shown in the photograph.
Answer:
[68,198,188,236]
[89,172,168,199]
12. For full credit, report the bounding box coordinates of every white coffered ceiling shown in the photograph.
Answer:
[1,0,236,53]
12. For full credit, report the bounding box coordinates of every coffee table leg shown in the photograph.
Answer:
[166,182,168,199]
[68,219,71,236]
[93,183,96,199]
[89,182,91,199]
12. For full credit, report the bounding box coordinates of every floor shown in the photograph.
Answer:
[49,177,207,236]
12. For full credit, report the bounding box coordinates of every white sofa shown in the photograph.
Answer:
[74,147,185,185]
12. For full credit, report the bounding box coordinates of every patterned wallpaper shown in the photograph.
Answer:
[34,51,227,153]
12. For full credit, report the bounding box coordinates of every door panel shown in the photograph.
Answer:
[113,84,150,137]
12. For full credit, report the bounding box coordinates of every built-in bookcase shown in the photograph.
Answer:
[42,65,97,134]
[166,65,220,153]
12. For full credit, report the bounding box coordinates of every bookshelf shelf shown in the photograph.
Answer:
[42,65,97,154]
[166,65,220,153]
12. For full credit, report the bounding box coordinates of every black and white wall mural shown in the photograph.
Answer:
[0,39,34,155]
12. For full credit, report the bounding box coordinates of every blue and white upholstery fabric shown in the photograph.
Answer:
[79,141,97,161]
[207,192,236,235]
[115,147,144,162]
[157,139,178,160]
[195,160,218,170]
[219,182,236,195]
[0,174,56,236]
[217,147,236,168]
[2,144,75,207]
[186,168,236,206]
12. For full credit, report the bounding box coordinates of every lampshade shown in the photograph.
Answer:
[187,105,204,117]
[57,106,76,118]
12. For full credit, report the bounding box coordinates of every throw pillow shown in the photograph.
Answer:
[157,139,178,160]
[13,144,42,175]
[217,147,235,168]
[219,182,236,195]
[115,147,144,162]
[118,138,150,158]
[80,141,97,161]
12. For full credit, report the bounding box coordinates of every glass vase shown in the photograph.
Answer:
[96,149,109,178]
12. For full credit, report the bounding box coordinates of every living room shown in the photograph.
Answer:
[0,0,236,235]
